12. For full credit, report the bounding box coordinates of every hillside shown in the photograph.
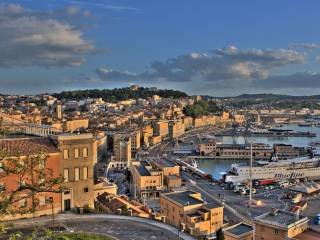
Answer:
[53,87,188,102]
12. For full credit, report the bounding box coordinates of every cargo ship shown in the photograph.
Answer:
[223,156,320,184]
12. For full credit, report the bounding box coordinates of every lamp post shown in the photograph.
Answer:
[249,139,253,207]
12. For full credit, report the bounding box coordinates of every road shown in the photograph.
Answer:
[2,214,196,240]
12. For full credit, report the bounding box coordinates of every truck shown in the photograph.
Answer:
[254,179,276,186]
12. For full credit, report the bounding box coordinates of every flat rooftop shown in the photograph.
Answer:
[225,223,253,236]
[255,210,309,229]
[163,191,204,206]
[205,201,222,209]
[135,165,150,176]
[155,159,177,168]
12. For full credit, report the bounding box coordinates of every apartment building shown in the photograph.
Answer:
[141,124,153,147]
[160,191,224,237]
[152,120,169,139]
[254,209,309,240]
[131,160,163,198]
[113,134,131,167]
[169,120,185,139]
[129,130,141,159]
[54,133,96,212]
[0,137,61,220]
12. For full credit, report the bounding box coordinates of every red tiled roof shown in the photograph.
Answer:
[0,137,58,156]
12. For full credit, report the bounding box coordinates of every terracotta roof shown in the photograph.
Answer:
[0,137,58,156]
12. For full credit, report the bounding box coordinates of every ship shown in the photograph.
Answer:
[223,155,320,184]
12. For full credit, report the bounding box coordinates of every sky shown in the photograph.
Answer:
[1,0,320,96]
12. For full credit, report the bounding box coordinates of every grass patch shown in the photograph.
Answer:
[54,232,113,240]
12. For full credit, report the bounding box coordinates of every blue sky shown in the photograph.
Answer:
[1,0,320,96]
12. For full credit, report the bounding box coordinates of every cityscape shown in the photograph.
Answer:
[1,1,320,240]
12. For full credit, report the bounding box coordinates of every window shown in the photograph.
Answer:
[83,148,88,157]
[63,149,69,159]
[84,187,89,193]
[39,196,46,206]
[74,168,80,181]
[74,148,80,158]
[83,167,88,180]
[274,229,279,235]
[63,169,69,182]
[19,198,27,208]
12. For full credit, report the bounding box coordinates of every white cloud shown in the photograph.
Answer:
[96,45,305,83]
[0,4,94,68]
[290,43,320,49]
[65,6,81,16]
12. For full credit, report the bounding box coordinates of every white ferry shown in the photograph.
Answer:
[224,156,320,183]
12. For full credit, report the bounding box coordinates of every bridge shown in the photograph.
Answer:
[0,112,62,137]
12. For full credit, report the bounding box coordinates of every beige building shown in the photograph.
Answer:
[169,120,185,139]
[254,209,309,240]
[113,134,132,167]
[160,191,224,237]
[149,135,162,146]
[152,120,169,139]
[199,139,216,156]
[153,159,181,189]
[54,133,96,212]
[130,130,141,159]
[131,160,164,198]
[183,116,193,130]
[63,119,89,132]
[141,125,153,146]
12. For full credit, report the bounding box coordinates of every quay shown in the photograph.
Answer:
[216,129,316,138]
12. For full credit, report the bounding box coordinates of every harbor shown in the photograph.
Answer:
[197,124,320,180]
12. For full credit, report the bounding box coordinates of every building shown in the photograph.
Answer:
[0,137,61,220]
[54,133,96,212]
[223,223,254,240]
[129,130,141,159]
[131,160,163,198]
[199,138,216,156]
[160,191,224,237]
[153,159,181,189]
[234,114,246,124]
[63,119,89,132]
[183,116,193,130]
[214,143,273,160]
[54,103,62,120]
[152,120,169,139]
[254,209,309,240]
[113,134,132,167]
[169,120,185,139]
[141,125,153,147]
[273,144,300,160]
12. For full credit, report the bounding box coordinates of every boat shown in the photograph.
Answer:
[223,155,320,184]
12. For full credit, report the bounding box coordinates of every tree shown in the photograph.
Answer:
[0,149,65,218]
[216,228,225,240]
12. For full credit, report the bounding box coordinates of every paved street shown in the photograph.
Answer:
[2,214,195,240]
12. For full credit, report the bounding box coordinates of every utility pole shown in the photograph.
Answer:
[249,139,253,207]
